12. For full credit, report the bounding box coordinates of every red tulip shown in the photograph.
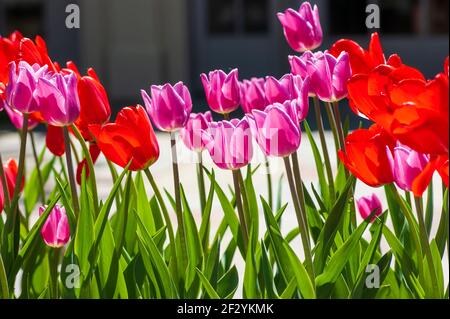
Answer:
[338,124,395,187]
[412,155,449,197]
[89,105,159,171]
[0,31,23,84]
[0,158,24,213]
[64,62,111,141]
[329,32,385,75]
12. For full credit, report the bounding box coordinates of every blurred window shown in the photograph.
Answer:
[208,0,269,35]
[330,0,448,35]
[5,2,43,38]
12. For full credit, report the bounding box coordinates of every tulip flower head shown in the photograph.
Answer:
[387,142,430,192]
[6,61,48,114]
[35,72,80,126]
[201,69,240,114]
[277,2,323,52]
[240,78,267,113]
[265,73,307,105]
[248,102,301,157]
[202,118,253,170]
[357,194,383,222]
[180,111,213,152]
[141,82,192,132]
[89,105,160,171]
[0,159,23,213]
[40,205,70,248]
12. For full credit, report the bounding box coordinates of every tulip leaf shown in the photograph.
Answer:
[217,266,239,299]
[243,225,259,298]
[24,157,55,215]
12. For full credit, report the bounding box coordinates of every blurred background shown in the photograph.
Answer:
[0,0,449,128]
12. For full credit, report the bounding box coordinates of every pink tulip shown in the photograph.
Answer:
[357,194,383,222]
[6,61,48,114]
[141,82,192,132]
[201,69,240,114]
[248,102,301,157]
[40,205,70,248]
[240,78,267,113]
[308,51,351,102]
[4,104,39,131]
[180,111,213,152]
[35,72,80,126]
[265,73,307,105]
[202,118,253,170]
[386,143,430,192]
[277,2,323,52]
[289,51,324,81]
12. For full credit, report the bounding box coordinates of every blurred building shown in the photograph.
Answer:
[0,0,448,111]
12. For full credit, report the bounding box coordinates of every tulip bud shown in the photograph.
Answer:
[40,205,70,248]
[357,194,383,222]
[180,111,213,152]
[277,2,323,52]
[141,82,192,132]
[201,69,240,114]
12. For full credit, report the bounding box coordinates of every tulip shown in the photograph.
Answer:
[304,51,351,102]
[338,124,395,187]
[240,78,267,113]
[0,31,24,84]
[386,142,430,192]
[6,61,48,114]
[39,205,70,248]
[277,2,323,52]
[202,118,253,170]
[265,73,307,105]
[141,82,192,132]
[64,62,111,141]
[180,111,213,152]
[4,104,40,130]
[357,194,383,222]
[0,159,23,213]
[289,51,324,80]
[329,32,385,75]
[201,69,240,114]
[35,72,80,127]
[89,105,160,171]
[248,102,301,157]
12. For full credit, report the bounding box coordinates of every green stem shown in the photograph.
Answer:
[414,196,440,298]
[289,153,315,280]
[144,169,178,278]
[71,125,99,215]
[313,97,335,202]
[196,152,208,249]
[237,169,251,233]
[264,155,273,209]
[332,101,349,179]
[49,248,60,299]
[30,131,46,204]
[324,102,340,160]
[232,169,249,251]
[0,253,9,299]
[63,127,80,217]
[170,132,188,269]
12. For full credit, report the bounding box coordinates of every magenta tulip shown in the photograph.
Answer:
[6,61,48,114]
[40,205,70,248]
[35,72,80,127]
[240,78,267,113]
[357,194,383,222]
[200,69,240,114]
[141,82,192,132]
[307,51,351,102]
[289,51,324,81]
[265,74,307,105]
[202,118,253,170]
[180,111,213,152]
[277,2,323,52]
[4,104,39,130]
[248,102,301,157]
[386,143,430,192]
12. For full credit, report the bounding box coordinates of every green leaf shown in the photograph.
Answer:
[217,266,239,299]
[243,225,259,298]
[24,157,55,215]
[283,242,316,298]
[316,217,370,287]
[195,268,220,299]
[199,170,215,249]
